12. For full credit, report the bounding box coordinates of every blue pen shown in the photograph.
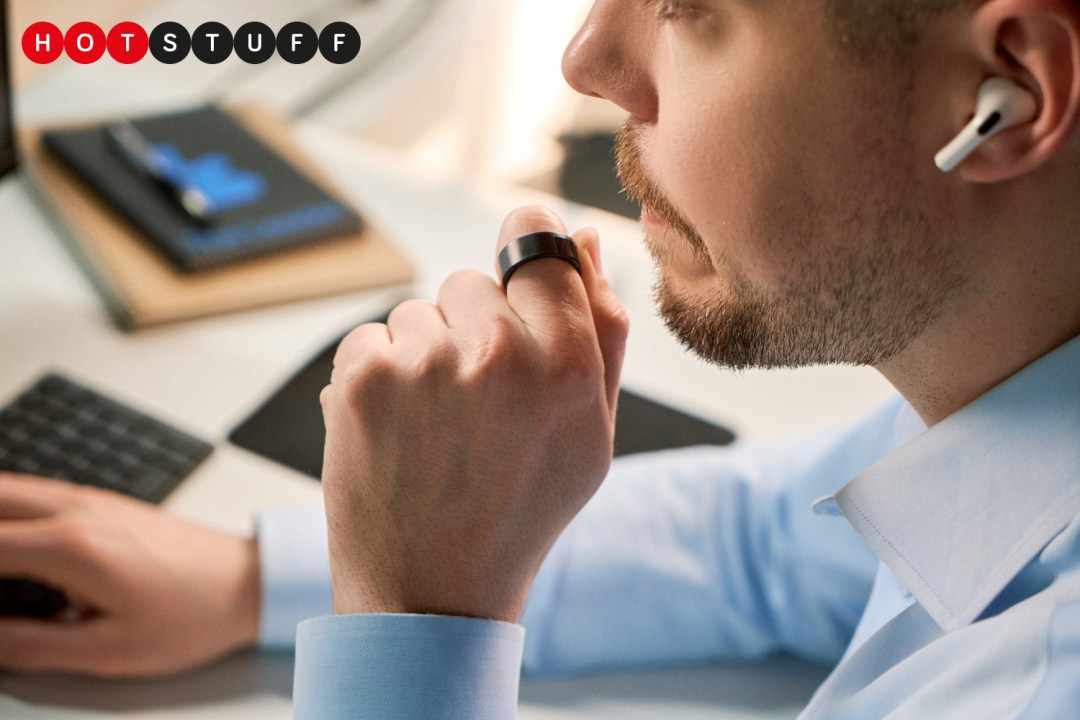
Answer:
[105,120,214,224]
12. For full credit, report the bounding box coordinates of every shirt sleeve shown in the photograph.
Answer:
[519,395,906,674]
[256,505,333,649]
[293,614,524,720]
[285,397,903,717]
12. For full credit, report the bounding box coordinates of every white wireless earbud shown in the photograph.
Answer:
[935,77,1037,172]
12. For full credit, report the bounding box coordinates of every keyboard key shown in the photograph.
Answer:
[0,373,213,502]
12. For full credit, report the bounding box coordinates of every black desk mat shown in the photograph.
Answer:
[230,317,734,479]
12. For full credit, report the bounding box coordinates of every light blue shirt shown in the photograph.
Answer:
[269,334,1080,718]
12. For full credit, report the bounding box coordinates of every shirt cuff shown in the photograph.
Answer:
[256,505,333,649]
[294,614,525,719]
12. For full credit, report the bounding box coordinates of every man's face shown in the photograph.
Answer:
[563,0,968,370]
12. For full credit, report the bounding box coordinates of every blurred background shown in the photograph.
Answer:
[7,0,635,217]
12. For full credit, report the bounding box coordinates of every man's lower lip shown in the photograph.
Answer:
[641,205,670,229]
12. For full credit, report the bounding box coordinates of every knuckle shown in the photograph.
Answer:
[545,290,593,332]
[386,298,435,325]
[69,482,110,509]
[407,340,459,382]
[48,516,101,559]
[39,475,92,505]
[541,323,605,390]
[444,267,491,291]
[608,303,631,340]
[338,351,396,399]
[467,314,523,377]
[395,297,430,313]
[333,323,385,369]
[549,345,602,391]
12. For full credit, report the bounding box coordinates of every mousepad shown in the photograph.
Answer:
[229,314,735,479]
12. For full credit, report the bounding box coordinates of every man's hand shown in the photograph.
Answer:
[321,206,629,623]
[0,472,260,677]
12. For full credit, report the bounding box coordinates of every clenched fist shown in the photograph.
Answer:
[320,206,629,623]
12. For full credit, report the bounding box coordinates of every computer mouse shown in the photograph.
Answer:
[0,578,70,618]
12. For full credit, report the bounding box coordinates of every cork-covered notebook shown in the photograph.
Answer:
[19,105,414,329]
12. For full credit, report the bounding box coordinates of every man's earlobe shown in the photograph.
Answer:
[956,0,1080,182]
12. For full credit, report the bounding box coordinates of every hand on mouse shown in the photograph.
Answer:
[0,472,260,677]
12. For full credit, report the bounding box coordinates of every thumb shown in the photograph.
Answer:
[0,618,102,673]
[572,227,629,421]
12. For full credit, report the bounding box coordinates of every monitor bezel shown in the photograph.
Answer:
[0,0,15,177]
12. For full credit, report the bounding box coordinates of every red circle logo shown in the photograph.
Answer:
[65,22,107,64]
[107,22,148,64]
[22,22,64,64]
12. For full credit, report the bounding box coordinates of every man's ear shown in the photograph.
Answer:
[959,0,1080,182]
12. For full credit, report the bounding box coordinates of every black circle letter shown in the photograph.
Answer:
[149,21,190,64]
[192,21,233,64]
[234,21,276,64]
[319,22,361,64]
[276,22,317,64]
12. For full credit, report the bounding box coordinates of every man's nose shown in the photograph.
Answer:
[561,1,658,121]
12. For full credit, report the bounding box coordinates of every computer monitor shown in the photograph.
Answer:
[0,0,14,177]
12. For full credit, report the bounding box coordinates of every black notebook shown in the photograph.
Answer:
[230,315,735,479]
[42,105,363,272]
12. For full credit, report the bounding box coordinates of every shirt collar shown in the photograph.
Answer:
[817,334,1080,633]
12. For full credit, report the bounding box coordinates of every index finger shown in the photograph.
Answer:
[494,205,591,338]
[0,473,82,520]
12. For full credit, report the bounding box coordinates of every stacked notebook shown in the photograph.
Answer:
[20,104,414,329]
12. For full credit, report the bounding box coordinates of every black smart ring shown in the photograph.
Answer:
[498,231,582,287]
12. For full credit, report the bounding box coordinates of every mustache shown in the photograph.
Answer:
[613,119,709,259]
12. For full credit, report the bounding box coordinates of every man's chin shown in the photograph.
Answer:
[654,286,751,370]
[652,268,790,372]
[643,233,715,289]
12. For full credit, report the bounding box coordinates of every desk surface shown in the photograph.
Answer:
[0,123,891,718]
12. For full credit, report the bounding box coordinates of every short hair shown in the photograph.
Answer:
[824,0,976,59]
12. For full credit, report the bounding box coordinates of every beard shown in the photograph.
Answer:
[613,118,966,372]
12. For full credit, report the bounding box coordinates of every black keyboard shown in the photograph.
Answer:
[0,373,213,502]
[0,373,214,617]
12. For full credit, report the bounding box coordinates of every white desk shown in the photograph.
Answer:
[0,124,893,718]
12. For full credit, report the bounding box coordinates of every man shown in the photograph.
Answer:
[295,0,1080,715]
[2,0,1079,716]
